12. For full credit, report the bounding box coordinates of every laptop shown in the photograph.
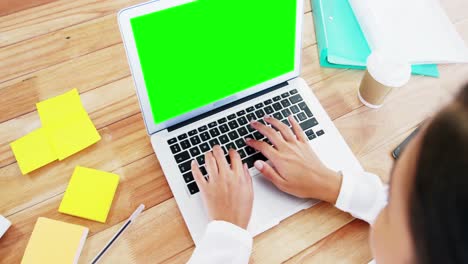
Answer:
[118,0,362,244]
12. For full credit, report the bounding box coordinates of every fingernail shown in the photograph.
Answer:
[254,160,263,170]
[245,137,252,142]
[264,115,271,119]
[191,160,197,166]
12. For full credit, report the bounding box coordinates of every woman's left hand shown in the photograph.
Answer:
[191,145,254,229]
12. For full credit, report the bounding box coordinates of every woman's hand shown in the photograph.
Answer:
[246,115,342,204]
[191,145,254,229]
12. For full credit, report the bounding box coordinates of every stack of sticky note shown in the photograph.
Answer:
[9,129,57,175]
[10,89,101,174]
[21,167,120,263]
[59,166,120,223]
[12,89,121,262]
[21,217,89,264]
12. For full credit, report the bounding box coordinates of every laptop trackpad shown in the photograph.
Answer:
[247,175,310,235]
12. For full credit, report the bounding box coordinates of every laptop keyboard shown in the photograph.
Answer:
[166,89,325,195]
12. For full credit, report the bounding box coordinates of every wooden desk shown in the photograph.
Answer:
[0,1,467,263]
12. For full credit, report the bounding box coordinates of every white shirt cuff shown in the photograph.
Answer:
[205,220,253,248]
[335,170,388,225]
[188,221,252,264]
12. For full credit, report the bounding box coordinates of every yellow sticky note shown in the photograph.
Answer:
[21,217,88,264]
[10,128,57,175]
[59,166,119,223]
[45,117,101,160]
[36,89,87,127]
[36,89,101,160]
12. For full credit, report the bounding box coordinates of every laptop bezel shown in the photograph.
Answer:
[118,0,304,135]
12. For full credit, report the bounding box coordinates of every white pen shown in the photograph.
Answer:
[91,204,145,264]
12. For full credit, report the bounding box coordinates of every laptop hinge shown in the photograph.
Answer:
[167,81,289,132]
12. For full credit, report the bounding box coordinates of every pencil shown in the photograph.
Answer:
[91,204,145,264]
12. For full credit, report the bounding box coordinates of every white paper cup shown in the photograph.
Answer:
[359,51,411,108]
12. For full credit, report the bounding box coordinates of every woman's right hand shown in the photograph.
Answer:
[246,115,342,204]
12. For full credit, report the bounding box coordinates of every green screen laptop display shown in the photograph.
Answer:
[130,0,297,124]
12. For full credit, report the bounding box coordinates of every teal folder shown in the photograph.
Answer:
[311,0,439,77]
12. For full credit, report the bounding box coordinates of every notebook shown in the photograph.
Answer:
[0,215,11,239]
[21,217,88,264]
[59,166,119,223]
[349,0,468,64]
[311,0,440,77]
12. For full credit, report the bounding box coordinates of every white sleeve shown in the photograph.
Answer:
[335,170,388,225]
[187,221,252,264]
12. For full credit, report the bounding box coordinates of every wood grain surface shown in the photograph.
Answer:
[0,0,467,263]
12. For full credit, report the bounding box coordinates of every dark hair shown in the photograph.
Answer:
[410,83,468,264]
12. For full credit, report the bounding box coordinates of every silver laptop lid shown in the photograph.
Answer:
[118,0,304,135]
